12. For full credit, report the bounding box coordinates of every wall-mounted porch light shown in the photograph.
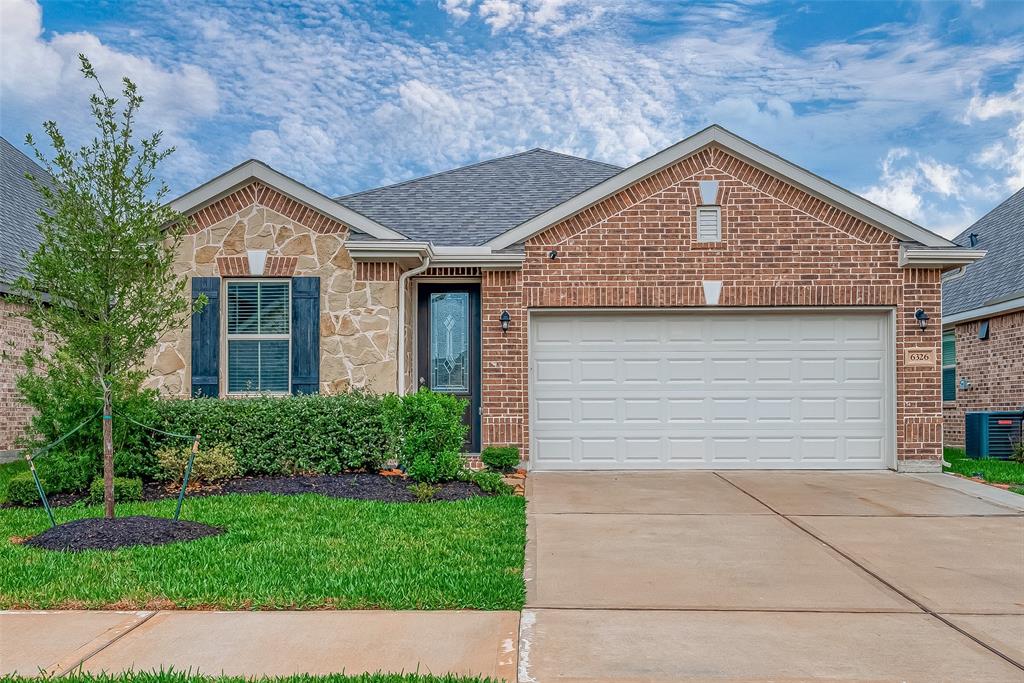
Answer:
[499,310,511,334]
[914,308,929,331]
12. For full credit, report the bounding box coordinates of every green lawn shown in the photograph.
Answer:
[5,674,496,683]
[0,492,526,610]
[943,447,1024,488]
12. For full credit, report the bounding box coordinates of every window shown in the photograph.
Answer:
[942,329,956,401]
[696,206,722,242]
[978,319,990,340]
[226,280,290,393]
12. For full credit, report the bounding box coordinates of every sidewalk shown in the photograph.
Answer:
[0,610,519,679]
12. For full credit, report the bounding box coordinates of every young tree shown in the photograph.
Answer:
[14,54,201,519]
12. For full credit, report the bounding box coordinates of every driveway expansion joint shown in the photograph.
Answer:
[713,472,1024,673]
[48,610,157,677]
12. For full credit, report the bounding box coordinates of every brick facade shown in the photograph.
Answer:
[0,299,37,452]
[479,144,944,468]
[942,310,1024,447]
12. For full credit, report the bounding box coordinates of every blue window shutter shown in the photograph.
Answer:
[190,277,220,398]
[291,277,320,395]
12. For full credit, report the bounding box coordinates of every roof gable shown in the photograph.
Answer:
[168,160,404,240]
[335,149,621,246]
[485,125,957,250]
[942,187,1024,317]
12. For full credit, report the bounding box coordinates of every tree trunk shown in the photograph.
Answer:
[102,386,115,519]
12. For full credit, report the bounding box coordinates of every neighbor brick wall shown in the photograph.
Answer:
[481,143,945,467]
[942,310,1024,447]
[0,298,40,451]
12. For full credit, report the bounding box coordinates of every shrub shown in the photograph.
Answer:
[5,472,41,506]
[156,443,238,486]
[88,476,143,504]
[481,445,520,472]
[466,469,513,495]
[408,481,440,503]
[153,393,400,476]
[394,389,467,482]
[16,366,160,488]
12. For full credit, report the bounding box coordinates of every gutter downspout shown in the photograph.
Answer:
[397,250,432,395]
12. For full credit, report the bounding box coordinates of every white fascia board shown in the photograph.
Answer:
[942,295,1024,328]
[899,246,986,268]
[485,125,958,250]
[345,241,523,269]
[168,160,406,240]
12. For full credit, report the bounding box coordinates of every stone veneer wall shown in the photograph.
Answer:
[145,182,400,397]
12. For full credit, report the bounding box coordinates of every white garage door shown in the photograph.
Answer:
[530,310,893,470]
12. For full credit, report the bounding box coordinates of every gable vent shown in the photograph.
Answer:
[696,206,722,242]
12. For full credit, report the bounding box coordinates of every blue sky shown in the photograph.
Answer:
[1,0,1022,237]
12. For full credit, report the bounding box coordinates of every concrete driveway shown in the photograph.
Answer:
[520,471,1024,682]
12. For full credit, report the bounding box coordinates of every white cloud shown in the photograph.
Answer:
[439,0,613,36]
[966,76,1024,190]
[0,0,220,182]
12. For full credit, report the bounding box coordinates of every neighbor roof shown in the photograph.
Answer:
[335,149,622,246]
[0,136,55,288]
[943,187,1024,318]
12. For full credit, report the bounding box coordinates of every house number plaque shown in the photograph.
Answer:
[905,348,935,366]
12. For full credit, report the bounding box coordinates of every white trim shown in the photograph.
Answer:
[696,205,722,242]
[169,160,405,241]
[345,240,524,269]
[941,295,1024,328]
[898,246,986,268]
[486,125,959,250]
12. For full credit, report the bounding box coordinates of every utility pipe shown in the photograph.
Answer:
[396,250,432,395]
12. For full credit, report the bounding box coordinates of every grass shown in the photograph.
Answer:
[0,492,526,610]
[943,446,1024,488]
[4,674,498,683]
[0,458,28,503]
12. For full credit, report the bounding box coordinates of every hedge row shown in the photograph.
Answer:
[152,391,468,479]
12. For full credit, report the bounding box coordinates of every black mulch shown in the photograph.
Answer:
[24,515,223,552]
[10,473,490,508]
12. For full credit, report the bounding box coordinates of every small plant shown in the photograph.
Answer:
[156,443,238,487]
[481,445,519,472]
[1009,437,1024,464]
[467,470,513,495]
[88,476,143,504]
[5,472,41,506]
[408,481,440,503]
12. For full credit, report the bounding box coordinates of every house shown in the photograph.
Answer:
[941,188,1024,447]
[2,126,984,472]
[0,136,56,458]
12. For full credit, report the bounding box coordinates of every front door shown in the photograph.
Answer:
[417,283,481,452]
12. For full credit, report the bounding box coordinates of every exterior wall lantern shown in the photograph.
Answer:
[499,310,511,334]
[914,308,929,331]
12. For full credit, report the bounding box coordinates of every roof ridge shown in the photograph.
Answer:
[951,186,1024,244]
[529,147,623,171]
[335,147,614,201]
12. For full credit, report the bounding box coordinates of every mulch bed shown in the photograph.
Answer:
[23,515,224,551]
[10,473,492,508]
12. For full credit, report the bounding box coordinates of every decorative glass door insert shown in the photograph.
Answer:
[429,292,470,393]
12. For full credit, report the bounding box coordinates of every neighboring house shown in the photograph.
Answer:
[941,188,1024,447]
[2,126,983,472]
[0,137,55,456]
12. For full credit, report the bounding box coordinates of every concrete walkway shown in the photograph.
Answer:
[0,610,519,679]
[520,471,1024,682]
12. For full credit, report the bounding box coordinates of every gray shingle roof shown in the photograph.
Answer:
[1,136,55,287]
[335,149,622,246]
[943,187,1024,317]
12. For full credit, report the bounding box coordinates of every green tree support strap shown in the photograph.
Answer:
[22,408,103,527]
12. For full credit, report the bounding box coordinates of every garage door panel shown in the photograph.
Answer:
[531,311,892,470]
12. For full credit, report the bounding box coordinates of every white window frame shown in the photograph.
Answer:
[224,278,292,396]
[696,205,722,243]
